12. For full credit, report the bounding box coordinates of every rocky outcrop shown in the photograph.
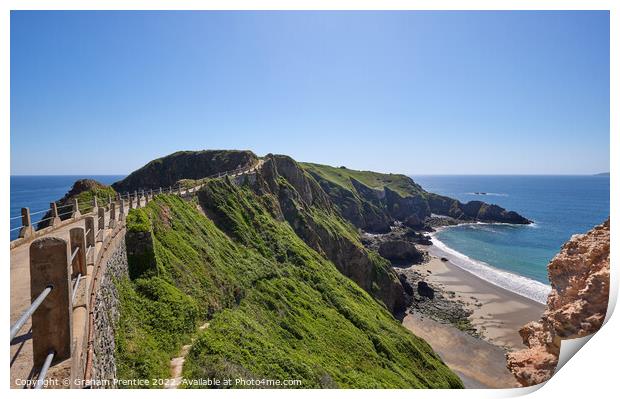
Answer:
[112,150,258,193]
[384,187,431,223]
[307,172,391,233]
[378,240,424,264]
[506,219,610,386]
[427,194,531,224]
[37,179,114,229]
[417,281,435,299]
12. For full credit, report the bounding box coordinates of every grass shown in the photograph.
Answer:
[74,186,117,214]
[301,162,425,198]
[115,182,462,388]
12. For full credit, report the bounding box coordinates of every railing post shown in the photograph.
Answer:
[96,208,105,243]
[73,198,81,219]
[169,186,172,194]
[29,237,72,366]
[50,202,61,227]
[69,228,87,277]
[119,199,125,221]
[84,217,95,265]
[109,202,116,228]
[92,196,98,216]
[19,207,34,239]
[177,186,182,196]
[128,193,134,210]
[159,187,163,194]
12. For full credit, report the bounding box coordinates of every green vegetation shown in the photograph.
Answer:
[75,186,116,214]
[115,184,462,388]
[301,162,425,197]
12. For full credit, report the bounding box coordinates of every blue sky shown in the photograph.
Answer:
[11,11,609,175]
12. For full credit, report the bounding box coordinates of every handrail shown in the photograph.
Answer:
[29,208,52,216]
[10,285,53,342]
[34,351,55,389]
[70,246,80,263]
[71,274,82,304]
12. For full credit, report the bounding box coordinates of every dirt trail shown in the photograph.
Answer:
[164,322,209,389]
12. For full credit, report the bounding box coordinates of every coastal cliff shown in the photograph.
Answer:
[301,162,531,230]
[506,219,610,386]
[111,150,257,192]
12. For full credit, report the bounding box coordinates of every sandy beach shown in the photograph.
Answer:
[401,243,546,388]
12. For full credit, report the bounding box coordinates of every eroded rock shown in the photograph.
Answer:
[506,219,610,386]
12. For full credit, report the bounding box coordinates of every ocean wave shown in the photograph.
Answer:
[430,235,551,304]
[466,192,509,197]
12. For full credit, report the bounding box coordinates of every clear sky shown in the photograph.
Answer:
[10,11,609,175]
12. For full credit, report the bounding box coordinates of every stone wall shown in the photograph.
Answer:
[90,239,128,387]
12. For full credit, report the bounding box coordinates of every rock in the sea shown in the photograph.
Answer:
[506,219,610,386]
[378,240,424,264]
[417,281,435,299]
[440,257,449,262]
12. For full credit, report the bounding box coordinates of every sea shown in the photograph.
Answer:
[412,175,610,303]
[9,174,610,304]
[10,175,125,240]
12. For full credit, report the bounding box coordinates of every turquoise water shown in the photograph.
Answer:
[412,175,609,302]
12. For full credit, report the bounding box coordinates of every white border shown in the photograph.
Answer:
[2,2,616,399]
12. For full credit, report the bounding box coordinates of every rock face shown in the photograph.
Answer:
[378,240,424,264]
[302,163,531,230]
[257,155,407,313]
[506,219,610,386]
[112,150,258,193]
[427,194,531,224]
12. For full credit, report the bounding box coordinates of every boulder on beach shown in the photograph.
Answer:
[417,281,435,299]
[378,240,424,264]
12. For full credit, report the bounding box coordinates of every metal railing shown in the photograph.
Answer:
[34,351,55,389]
[10,285,53,342]
[71,274,82,304]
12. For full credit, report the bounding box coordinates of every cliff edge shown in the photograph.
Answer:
[506,219,610,386]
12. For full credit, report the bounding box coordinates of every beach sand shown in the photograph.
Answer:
[401,245,546,388]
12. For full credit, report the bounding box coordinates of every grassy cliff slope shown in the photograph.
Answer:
[116,185,462,388]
